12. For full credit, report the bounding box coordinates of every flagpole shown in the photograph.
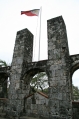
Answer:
[38,7,42,61]
[32,14,39,62]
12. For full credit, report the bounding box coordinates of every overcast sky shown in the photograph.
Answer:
[0,0,79,87]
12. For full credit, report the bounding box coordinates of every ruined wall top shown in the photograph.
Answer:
[47,15,70,61]
[12,28,33,66]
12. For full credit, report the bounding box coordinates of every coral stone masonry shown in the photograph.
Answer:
[0,16,79,119]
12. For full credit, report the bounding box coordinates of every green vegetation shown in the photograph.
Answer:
[0,59,11,67]
[0,60,79,99]
[0,59,8,67]
[30,72,48,94]
[73,85,79,101]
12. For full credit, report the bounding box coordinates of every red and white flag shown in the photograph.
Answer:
[21,7,42,61]
[21,9,39,16]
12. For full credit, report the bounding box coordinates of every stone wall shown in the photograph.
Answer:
[72,102,79,119]
[47,16,72,119]
[7,28,33,117]
[6,16,73,119]
[25,92,49,118]
[70,54,79,75]
[0,66,10,98]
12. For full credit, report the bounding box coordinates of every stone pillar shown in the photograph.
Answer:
[47,16,72,119]
[7,28,33,117]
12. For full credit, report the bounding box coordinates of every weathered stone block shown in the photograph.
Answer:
[6,16,73,119]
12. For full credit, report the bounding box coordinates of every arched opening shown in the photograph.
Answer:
[0,72,9,98]
[22,68,49,117]
[72,69,79,101]
[70,62,79,101]
[30,72,49,94]
[71,64,79,119]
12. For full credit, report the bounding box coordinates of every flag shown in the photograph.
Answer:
[21,9,39,16]
[21,7,42,61]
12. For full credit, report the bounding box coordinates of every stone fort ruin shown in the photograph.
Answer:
[0,16,79,119]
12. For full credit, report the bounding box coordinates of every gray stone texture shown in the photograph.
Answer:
[1,15,79,119]
[7,28,33,117]
[47,16,72,118]
[7,16,72,119]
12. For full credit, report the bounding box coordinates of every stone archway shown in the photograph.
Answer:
[70,55,79,119]
[0,66,10,115]
[22,68,44,85]
[70,62,79,100]
[70,62,79,76]
[22,68,49,94]
[70,55,79,100]
[8,16,72,119]
[0,68,10,98]
[21,68,49,117]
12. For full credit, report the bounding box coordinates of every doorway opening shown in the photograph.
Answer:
[72,69,79,101]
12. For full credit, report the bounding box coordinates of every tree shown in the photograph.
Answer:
[72,85,79,101]
[0,59,8,67]
[30,72,48,93]
[0,59,11,97]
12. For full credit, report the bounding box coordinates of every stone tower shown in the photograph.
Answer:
[7,16,72,119]
[47,16,72,119]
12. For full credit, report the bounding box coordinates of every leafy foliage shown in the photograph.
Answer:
[0,59,8,67]
[72,85,79,101]
[0,60,11,97]
[30,72,48,93]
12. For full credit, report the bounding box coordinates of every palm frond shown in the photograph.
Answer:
[0,60,8,67]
